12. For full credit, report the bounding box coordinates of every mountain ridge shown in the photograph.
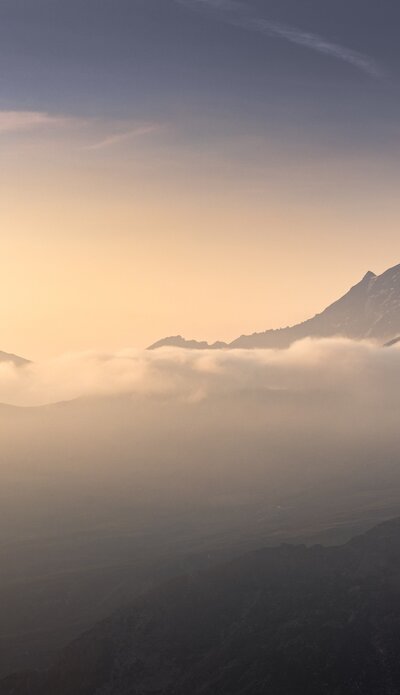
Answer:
[4,516,400,694]
[149,263,400,350]
[0,351,30,367]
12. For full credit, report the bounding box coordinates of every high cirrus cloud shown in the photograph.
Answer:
[0,111,82,134]
[0,338,399,407]
[0,111,162,151]
[84,123,162,151]
[177,0,382,78]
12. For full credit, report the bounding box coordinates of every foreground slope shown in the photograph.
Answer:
[150,263,400,349]
[5,517,400,694]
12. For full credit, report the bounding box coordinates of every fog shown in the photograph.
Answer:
[1,338,400,675]
[1,338,400,406]
[2,339,400,539]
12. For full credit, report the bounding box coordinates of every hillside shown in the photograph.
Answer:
[5,517,400,694]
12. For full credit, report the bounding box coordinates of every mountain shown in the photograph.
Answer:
[5,516,400,695]
[148,335,227,350]
[150,263,400,350]
[0,351,30,367]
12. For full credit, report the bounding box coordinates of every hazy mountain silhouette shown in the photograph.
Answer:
[148,336,228,350]
[149,263,400,350]
[0,351,30,367]
[5,516,400,695]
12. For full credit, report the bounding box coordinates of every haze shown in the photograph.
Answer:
[2,2,400,689]
[2,338,400,674]
[2,0,400,357]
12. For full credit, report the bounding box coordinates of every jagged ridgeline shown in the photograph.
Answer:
[149,263,400,350]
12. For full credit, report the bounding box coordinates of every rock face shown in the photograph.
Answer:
[150,263,400,350]
[6,517,400,695]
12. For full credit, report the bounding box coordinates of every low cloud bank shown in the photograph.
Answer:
[1,338,400,549]
[1,338,399,407]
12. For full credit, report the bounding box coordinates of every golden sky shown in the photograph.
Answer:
[1,123,399,359]
[2,0,400,358]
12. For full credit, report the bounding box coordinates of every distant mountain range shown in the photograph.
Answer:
[149,335,227,350]
[149,263,400,350]
[5,516,400,695]
[0,351,29,367]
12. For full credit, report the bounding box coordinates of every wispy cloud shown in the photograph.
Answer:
[238,18,381,78]
[0,111,81,134]
[177,0,381,78]
[0,112,163,151]
[84,123,161,151]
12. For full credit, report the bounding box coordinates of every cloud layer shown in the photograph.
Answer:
[1,338,399,407]
[2,338,400,567]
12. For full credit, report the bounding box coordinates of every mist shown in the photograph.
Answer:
[2,338,400,676]
[2,339,400,540]
[1,337,400,406]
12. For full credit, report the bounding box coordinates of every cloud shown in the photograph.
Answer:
[2,338,400,544]
[239,19,381,78]
[1,338,399,407]
[177,0,381,78]
[0,112,162,151]
[0,111,81,134]
[84,123,161,151]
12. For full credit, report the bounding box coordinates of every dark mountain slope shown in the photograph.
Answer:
[150,263,400,350]
[5,517,400,695]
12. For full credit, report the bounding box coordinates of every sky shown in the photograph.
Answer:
[1,0,400,358]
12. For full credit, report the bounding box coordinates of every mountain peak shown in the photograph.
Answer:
[149,263,400,351]
[148,336,228,350]
[362,270,376,282]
